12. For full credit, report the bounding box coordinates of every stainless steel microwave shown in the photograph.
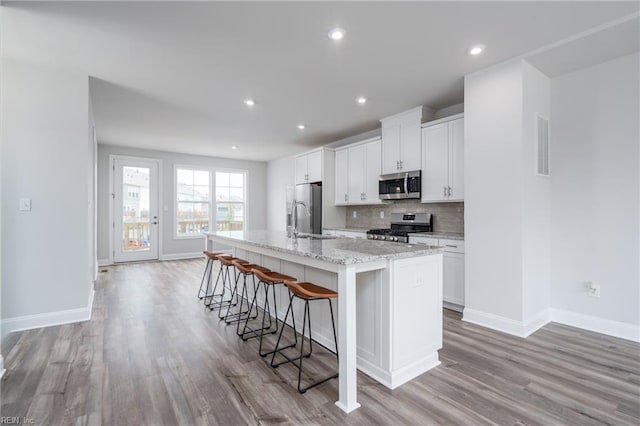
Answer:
[378,170,421,200]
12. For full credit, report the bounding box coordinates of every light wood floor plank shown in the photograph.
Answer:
[2,259,638,425]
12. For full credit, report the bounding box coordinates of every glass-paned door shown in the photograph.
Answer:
[113,158,159,262]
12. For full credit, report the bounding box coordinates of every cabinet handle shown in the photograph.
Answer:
[363,192,366,200]
[400,160,403,169]
[443,186,447,197]
[396,160,399,170]
[448,186,452,197]
[345,194,348,202]
[445,244,457,248]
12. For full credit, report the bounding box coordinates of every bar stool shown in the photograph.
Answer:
[241,269,297,357]
[271,280,338,394]
[197,251,223,300]
[213,256,249,317]
[204,253,249,311]
[220,260,271,326]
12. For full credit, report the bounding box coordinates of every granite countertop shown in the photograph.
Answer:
[324,227,464,241]
[323,227,370,233]
[205,230,442,265]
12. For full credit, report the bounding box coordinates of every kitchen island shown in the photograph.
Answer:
[205,230,443,413]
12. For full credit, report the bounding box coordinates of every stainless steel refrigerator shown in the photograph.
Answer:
[293,182,322,234]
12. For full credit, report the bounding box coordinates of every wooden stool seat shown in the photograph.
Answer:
[203,251,223,260]
[253,269,296,284]
[219,256,248,266]
[234,262,270,275]
[284,281,338,300]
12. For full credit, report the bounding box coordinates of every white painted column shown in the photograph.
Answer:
[335,264,360,413]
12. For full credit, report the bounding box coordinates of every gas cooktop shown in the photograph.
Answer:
[366,213,433,243]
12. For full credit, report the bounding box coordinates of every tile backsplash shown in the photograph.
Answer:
[345,201,464,234]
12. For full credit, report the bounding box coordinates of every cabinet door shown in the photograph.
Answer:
[382,124,401,174]
[421,123,449,202]
[334,149,349,205]
[448,118,464,201]
[364,138,382,203]
[443,253,465,306]
[306,150,323,182]
[294,155,308,184]
[348,144,365,204]
[401,121,422,172]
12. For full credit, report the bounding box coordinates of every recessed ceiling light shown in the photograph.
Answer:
[469,45,484,55]
[328,28,345,41]
[244,99,255,106]
[231,145,239,150]
[297,124,305,130]
[357,96,367,104]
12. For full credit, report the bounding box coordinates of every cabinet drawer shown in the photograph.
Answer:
[410,236,439,246]
[439,239,464,253]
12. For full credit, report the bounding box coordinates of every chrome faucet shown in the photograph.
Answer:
[289,199,309,237]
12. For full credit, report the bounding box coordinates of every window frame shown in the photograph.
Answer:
[173,165,248,239]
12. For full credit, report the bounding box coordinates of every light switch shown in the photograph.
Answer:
[19,198,31,211]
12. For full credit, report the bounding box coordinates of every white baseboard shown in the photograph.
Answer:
[1,288,95,339]
[0,355,5,379]
[550,308,640,342]
[159,252,204,261]
[462,308,550,338]
[97,258,111,267]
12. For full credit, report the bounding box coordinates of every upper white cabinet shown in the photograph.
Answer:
[334,148,349,205]
[334,137,383,206]
[295,149,323,184]
[380,106,432,175]
[421,114,464,202]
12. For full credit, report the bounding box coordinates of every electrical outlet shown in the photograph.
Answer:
[19,198,31,211]
[352,211,357,218]
[586,281,600,298]
[380,211,384,219]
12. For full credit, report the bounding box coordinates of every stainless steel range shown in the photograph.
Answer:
[366,213,433,243]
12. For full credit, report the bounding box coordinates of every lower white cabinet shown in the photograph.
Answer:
[410,236,465,311]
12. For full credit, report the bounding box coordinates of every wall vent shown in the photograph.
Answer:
[535,114,550,177]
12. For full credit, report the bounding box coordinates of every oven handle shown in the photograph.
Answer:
[404,174,409,197]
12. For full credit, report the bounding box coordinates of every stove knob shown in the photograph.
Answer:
[392,236,398,241]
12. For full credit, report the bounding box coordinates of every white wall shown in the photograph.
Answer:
[521,61,551,321]
[464,59,525,323]
[96,144,267,261]
[550,53,639,328]
[1,59,92,336]
[266,156,295,231]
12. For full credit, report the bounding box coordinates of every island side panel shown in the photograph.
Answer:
[389,254,443,388]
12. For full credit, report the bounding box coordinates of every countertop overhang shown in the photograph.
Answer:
[204,230,442,265]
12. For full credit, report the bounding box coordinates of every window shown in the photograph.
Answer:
[176,168,210,236]
[175,167,247,238]
[215,171,245,231]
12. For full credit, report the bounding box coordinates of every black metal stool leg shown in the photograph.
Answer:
[197,257,213,299]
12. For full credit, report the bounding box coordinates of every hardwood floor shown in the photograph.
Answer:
[2,259,639,425]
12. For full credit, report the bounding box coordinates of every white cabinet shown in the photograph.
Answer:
[380,107,430,175]
[409,236,465,311]
[334,148,349,205]
[421,115,464,202]
[295,149,323,184]
[334,137,383,206]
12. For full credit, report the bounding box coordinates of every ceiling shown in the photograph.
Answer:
[2,1,638,161]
